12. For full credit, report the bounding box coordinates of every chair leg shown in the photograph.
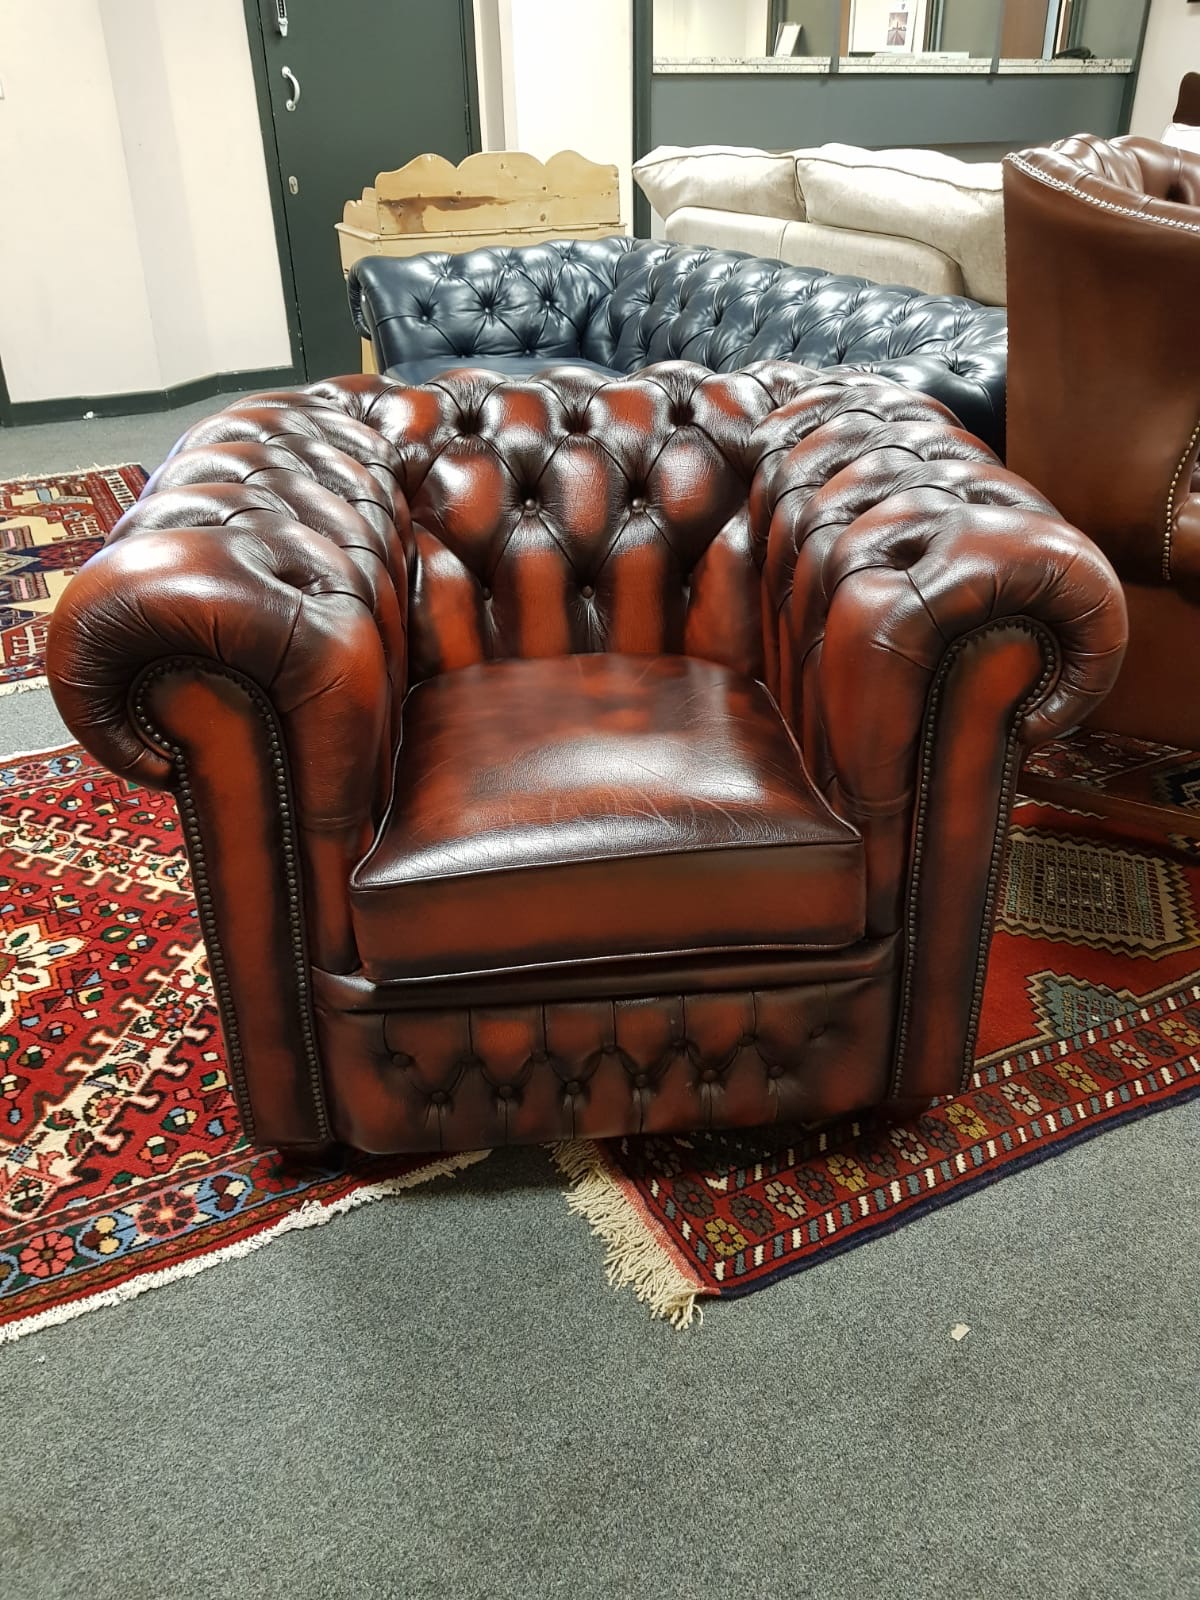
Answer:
[270,1140,340,1176]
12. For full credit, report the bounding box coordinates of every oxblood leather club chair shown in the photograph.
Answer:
[47,363,1125,1158]
[1005,135,1200,748]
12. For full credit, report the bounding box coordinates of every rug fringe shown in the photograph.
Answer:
[0,675,49,698]
[0,461,142,483]
[0,1149,489,1347]
[1,739,76,762]
[552,1140,706,1329]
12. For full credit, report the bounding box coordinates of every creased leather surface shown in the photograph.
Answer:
[351,653,865,981]
[47,363,1126,1153]
[349,238,1009,453]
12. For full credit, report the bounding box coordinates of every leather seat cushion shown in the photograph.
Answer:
[350,653,865,982]
[384,354,621,385]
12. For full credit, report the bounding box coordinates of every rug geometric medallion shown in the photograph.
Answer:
[555,793,1200,1324]
[0,465,145,692]
[0,746,485,1343]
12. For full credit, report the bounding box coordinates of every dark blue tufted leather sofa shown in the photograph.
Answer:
[348,236,1009,454]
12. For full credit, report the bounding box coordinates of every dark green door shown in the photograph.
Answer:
[253,0,478,379]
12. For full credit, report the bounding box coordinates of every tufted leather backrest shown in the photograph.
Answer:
[349,237,1008,452]
[1005,135,1200,591]
[323,361,815,685]
[160,362,969,690]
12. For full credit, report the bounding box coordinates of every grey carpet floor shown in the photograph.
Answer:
[1,405,1198,1600]
[0,390,258,480]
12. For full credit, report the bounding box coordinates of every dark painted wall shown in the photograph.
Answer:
[649,67,1129,152]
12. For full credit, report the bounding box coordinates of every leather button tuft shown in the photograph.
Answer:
[480,585,493,601]
[630,496,646,512]
[633,1072,650,1089]
[563,1079,582,1095]
[429,1090,449,1107]
[766,1064,784,1081]
[496,1084,516,1101]
[580,584,594,599]
[523,496,538,511]
[699,1067,720,1084]
[739,1033,756,1048]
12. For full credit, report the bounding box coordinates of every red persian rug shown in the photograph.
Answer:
[0,745,486,1343]
[556,788,1200,1325]
[0,465,145,692]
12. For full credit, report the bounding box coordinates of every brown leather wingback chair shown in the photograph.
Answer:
[1005,134,1200,747]
[47,363,1125,1157]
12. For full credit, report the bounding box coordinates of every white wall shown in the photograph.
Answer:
[0,0,291,404]
[140,2,291,381]
[474,0,508,150]
[1130,0,1200,137]
[497,0,634,227]
[0,2,160,402]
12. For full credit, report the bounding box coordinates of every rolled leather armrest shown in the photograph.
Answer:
[47,387,411,1149]
[752,373,1127,1102]
[851,346,1008,460]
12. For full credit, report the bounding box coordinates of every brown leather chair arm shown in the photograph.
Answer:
[754,376,1127,1101]
[47,394,411,1149]
[1005,140,1200,590]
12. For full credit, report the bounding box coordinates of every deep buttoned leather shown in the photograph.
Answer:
[351,653,865,981]
[47,364,1126,1155]
[349,238,1009,453]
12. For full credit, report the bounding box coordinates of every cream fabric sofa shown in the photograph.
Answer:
[634,143,1007,305]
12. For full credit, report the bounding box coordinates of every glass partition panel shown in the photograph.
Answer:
[998,0,1058,59]
[776,0,841,59]
[653,0,773,59]
[930,0,1004,58]
[1068,0,1146,61]
[653,0,845,61]
[650,0,1145,68]
[847,0,931,54]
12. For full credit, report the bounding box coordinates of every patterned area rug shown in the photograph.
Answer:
[556,794,1200,1324]
[0,465,145,692]
[0,746,485,1343]
[1024,726,1200,821]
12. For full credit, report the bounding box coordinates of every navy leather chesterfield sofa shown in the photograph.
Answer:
[348,236,1008,454]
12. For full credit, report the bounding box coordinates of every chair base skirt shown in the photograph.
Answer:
[314,944,903,1155]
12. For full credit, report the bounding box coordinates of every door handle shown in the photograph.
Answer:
[281,66,300,111]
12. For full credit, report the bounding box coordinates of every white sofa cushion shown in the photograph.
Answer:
[776,219,964,297]
[664,207,965,298]
[634,145,805,223]
[663,206,790,262]
[1163,120,1200,155]
[793,144,1005,304]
